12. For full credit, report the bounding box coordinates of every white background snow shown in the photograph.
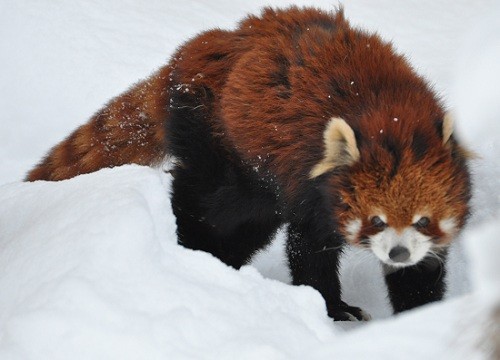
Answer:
[0,0,499,359]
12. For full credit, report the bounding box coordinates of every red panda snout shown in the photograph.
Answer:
[368,226,433,266]
[343,214,458,267]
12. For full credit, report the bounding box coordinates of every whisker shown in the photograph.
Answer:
[421,250,446,281]
[315,244,344,253]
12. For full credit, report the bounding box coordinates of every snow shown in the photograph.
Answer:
[0,0,499,359]
[0,166,337,359]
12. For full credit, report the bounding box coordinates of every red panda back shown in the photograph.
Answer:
[220,8,443,192]
[215,7,470,243]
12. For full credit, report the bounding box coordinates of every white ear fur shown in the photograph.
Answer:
[442,112,478,159]
[442,112,454,145]
[309,117,360,178]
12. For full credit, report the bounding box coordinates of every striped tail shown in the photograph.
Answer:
[26,65,172,181]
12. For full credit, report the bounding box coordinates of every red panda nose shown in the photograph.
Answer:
[388,246,410,263]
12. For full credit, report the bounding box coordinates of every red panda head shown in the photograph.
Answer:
[311,114,471,267]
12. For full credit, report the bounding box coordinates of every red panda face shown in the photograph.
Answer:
[335,150,470,267]
[312,116,471,267]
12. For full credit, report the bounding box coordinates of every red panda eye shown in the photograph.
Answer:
[415,217,430,228]
[371,216,386,228]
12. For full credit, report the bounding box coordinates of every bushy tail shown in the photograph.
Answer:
[26,65,172,181]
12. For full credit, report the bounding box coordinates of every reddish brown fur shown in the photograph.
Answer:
[333,140,469,246]
[27,7,470,242]
[26,66,171,181]
[21,6,477,323]
[218,8,456,193]
[215,8,469,239]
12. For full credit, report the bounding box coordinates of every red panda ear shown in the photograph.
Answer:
[443,112,478,159]
[442,112,454,146]
[310,117,360,178]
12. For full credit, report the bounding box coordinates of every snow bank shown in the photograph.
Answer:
[0,164,494,359]
[0,165,483,359]
[0,166,338,359]
[451,7,500,357]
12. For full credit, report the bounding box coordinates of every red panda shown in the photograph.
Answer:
[26,7,471,321]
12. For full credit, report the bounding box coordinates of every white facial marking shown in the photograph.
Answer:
[412,214,426,224]
[369,227,432,267]
[373,213,387,224]
[439,217,457,235]
[345,218,361,242]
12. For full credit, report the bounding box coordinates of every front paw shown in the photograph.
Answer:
[328,302,371,321]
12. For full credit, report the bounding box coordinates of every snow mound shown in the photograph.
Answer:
[0,165,494,359]
[0,166,337,359]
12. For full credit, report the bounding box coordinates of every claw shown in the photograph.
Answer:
[329,304,371,321]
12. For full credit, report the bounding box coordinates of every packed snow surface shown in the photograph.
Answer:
[0,0,499,359]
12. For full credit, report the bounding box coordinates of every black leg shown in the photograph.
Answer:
[286,221,370,321]
[384,252,447,313]
[166,79,283,267]
[171,167,281,269]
